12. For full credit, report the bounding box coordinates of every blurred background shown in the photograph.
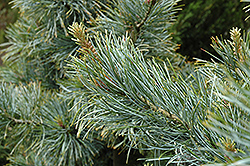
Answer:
[0,0,18,65]
[0,0,249,64]
[172,0,250,61]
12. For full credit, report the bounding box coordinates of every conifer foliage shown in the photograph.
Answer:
[1,0,250,165]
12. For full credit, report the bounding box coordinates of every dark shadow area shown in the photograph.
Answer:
[93,147,145,166]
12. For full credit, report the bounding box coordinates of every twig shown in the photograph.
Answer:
[136,0,156,30]
[4,112,35,124]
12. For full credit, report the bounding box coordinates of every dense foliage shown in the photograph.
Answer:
[1,0,250,166]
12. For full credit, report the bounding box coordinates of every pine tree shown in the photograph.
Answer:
[1,0,250,166]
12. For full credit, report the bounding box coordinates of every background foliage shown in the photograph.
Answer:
[172,0,250,61]
[0,0,18,65]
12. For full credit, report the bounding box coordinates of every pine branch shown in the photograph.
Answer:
[65,29,223,164]
[4,0,249,165]
[136,0,156,30]
[96,0,179,59]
